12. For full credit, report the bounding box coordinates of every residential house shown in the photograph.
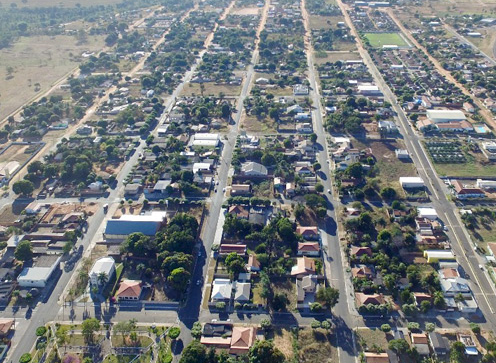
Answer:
[429,332,449,357]
[241,162,268,177]
[296,226,319,240]
[291,256,316,277]
[441,277,471,297]
[219,244,247,256]
[350,246,372,257]
[297,242,320,257]
[0,318,14,337]
[246,254,261,272]
[228,205,249,219]
[231,184,252,196]
[230,327,256,355]
[296,274,318,303]
[410,333,430,356]
[211,279,233,301]
[451,180,486,199]
[355,292,385,307]
[234,282,251,302]
[116,280,142,300]
[363,353,389,363]
[351,266,373,280]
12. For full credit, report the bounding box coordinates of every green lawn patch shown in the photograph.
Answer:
[364,32,408,47]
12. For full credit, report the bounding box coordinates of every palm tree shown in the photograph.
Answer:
[97,272,108,286]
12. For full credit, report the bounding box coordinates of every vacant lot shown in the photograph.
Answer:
[314,51,360,65]
[241,114,277,134]
[181,82,242,97]
[231,7,261,15]
[0,34,104,121]
[356,328,389,352]
[364,32,409,48]
[297,328,338,363]
[269,328,295,360]
[434,160,496,178]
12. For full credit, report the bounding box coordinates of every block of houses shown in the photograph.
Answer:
[246,254,261,272]
[89,256,115,286]
[296,226,319,240]
[297,242,320,257]
[115,280,142,300]
[451,180,486,199]
[355,292,385,307]
[291,256,316,277]
[219,244,247,256]
[211,279,233,301]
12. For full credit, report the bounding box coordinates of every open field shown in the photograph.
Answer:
[364,32,409,48]
[181,82,242,97]
[0,143,40,165]
[314,51,360,64]
[469,29,496,60]
[400,0,496,16]
[240,114,277,134]
[356,328,389,352]
[297,328,338,363]
[231,7,261,15]
[269,328,294,360]
[0,34,105,121]
[434,161,496,178]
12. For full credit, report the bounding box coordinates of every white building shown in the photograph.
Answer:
[104,211,167,240]
[211,278,233,301]
[476,179,496,190]
[89,257,116,286]
[18,256,61,288]
[357,84,382,96]
[426,110,466,124]
[241,162,268,176]
[400,176,425,189]
[417,207,438,220]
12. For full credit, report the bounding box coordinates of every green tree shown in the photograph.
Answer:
[81,318,100,345]
[380,324,391,333]
[316,287,339,309]
[380,187,397,200]
[260,318,271,330]
[179,340,207,363]
[12,180,34,196]
[471,323,481,334]
[425,323,435,333]
[248,340,285,363]
[168,327,181,340]
[388,339,409,354]
[14,240,33,261]
[191,322,202,340]
[167,267,191,292]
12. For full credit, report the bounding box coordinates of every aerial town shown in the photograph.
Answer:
[0,0,496,362]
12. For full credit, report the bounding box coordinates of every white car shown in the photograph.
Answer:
[327,189,331,194]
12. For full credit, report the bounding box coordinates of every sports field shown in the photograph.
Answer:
[364,32,409,47]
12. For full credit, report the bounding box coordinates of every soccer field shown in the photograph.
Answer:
[364,32,409,47]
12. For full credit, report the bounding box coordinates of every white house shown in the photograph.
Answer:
[476,179,496,190]
[211,279,233,301]
[399,177,425,189]
[426,110,466,124]
[234,282,251,302]
[89,257,116,286]
[241,162,268,176]
[417,207,438,220]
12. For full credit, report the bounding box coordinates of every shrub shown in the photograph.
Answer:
[407,322,420,332]
[234,302,242,309]
[470,323,481,334]
[425,323,435,333]
[19,353,32,363]
[311,319,321,329]
[380,324,391,333]
[310,302,323,312]
[168,327,181,340]
[215,302,226,310]
[260,318,272,330]
[321,320,331,330]
[36,326,47,336]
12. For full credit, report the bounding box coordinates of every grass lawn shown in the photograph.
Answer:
[103,352,152,363]
[111,335,154,348]
[297,328,338,363]
[0,34,104,120]
[364,32,409,48]
[434,161,496,178]
[356,328,389,352]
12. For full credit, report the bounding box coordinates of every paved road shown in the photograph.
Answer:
[301,1,358,363]
[338,0,496,329]
[174,1,270,359]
